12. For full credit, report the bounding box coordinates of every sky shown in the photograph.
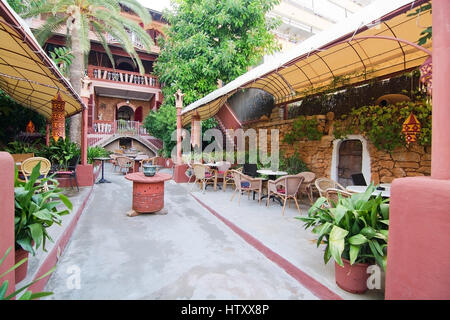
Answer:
[137,0,172,12]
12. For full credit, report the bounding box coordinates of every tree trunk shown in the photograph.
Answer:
[69,18,83,145]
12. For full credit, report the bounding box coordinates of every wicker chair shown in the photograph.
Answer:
[296,172,316,204]
[315,177,346,198]
[267,175,305,215]
[116,156,133,174]
[192,163,217,193]
[214,161,233,191]
[325,188,353,208]
[229,170,264,205]
[20,157,51,190]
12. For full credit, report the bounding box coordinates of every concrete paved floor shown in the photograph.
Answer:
[187,181,385,300]
[44,164,318,299]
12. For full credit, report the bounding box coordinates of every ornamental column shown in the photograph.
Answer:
[173,89,190,183]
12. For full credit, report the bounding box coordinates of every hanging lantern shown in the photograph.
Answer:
[51,93,66,141]
[419,56,432,97]
[25,120,35,133]
[402,112,421,144]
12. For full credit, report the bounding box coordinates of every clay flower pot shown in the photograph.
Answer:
[15,248,29,283]
[335,259,370,294]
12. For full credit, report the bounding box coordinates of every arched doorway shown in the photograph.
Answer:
[117,105,134,121]
[337,140,363,186]
[135,106,143,122]
[331,135,371,187]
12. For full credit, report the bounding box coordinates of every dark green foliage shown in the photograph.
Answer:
[279,151,309,175]
[87,146,111,164]
[38,138,80,169]
[283,116,323,144]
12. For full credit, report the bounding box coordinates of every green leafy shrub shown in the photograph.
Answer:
[5,141,39,154]
[298,184,389,270]
[37,138,80,169]
[283,116,323,144]
[279,151,309,174]
[14,163,72,255]
[87,146,111,164]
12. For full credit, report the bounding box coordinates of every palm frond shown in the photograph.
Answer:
[90,21,116,69]
[34,14,68,45]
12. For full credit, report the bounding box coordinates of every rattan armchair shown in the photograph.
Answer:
[116,156,133,174]
[325,188,353,208]
[267,175,305,215]
[314,177,346,198]
[20,157,51,190]
[229,170,264,205]
[192,163,217,193]
[296,172,316,204]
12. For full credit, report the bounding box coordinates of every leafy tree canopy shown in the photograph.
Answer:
[145,0,281,156]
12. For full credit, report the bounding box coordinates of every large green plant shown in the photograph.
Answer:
[38,138,80,169]
[49,46,74,78]
[0,247,54,300]
[15,163,73,255]
[298,184,389,270]
[87,146,111,164]
[5,141,40,154]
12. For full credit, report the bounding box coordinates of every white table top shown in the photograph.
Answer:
[346,185,390,198]
[257,169,288,176]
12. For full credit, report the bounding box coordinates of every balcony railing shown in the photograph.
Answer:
[107,31,143,50]
[87,66,159,88]
[92,120,148,136]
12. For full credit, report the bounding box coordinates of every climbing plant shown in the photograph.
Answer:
[283,116,323,144]
[333,99,432,152]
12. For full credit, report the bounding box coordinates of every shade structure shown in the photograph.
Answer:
[181,0,432,127]
[0,0,85,120]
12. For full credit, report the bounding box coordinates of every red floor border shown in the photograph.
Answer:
[190,193,343,300]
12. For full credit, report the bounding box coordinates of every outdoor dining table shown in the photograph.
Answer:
[346,185,391,198]
[94,157,111,184]
[257,169,288,205]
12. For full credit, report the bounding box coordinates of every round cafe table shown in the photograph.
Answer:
[124,172,172,217]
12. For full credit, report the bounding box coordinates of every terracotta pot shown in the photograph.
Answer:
[335,259,370,294]
[15,248,29,283]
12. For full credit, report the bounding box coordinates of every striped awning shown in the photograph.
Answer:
[0,0,85,120]
[181,0,432,126]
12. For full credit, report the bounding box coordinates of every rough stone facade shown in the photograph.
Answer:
[244,116,431,184]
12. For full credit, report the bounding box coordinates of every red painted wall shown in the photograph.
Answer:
[0,152,15,296]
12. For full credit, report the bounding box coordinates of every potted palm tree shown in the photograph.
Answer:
[298,184,389,294]
[14,163,72,282]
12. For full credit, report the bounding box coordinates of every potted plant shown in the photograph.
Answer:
[14,162,72,282]
[1,247,55,300]
[298,184,389,293]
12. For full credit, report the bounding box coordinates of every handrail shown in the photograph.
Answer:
[87,65,159,88]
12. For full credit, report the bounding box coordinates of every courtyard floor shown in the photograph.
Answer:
[42,164,384,300]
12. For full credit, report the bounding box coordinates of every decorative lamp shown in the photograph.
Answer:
[419,57,432,96]
[26,120,35,133]
[402,112,421,144]
[51,93,66,141]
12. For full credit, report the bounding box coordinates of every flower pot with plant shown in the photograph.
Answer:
[14,162,72,282]
[298,184,389,294]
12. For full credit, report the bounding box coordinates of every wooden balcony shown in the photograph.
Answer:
[87,66,160,89]
[90,120,149,136]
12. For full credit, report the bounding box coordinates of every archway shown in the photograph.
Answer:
[331,135,371,187]
[117,105,134,121]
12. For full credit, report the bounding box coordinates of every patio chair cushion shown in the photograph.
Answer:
[205,173,213,178]
[276,186,286,194]
[241,182,250,188]
[55,171,73,175]
[218,170,226,174]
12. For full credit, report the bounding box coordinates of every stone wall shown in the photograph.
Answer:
[244,116,431,183]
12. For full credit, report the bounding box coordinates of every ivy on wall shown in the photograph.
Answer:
[283,116,323,144]
[333,99,432,152]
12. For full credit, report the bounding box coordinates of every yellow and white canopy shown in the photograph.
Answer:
[0,0,85,120]
[181,0,432,126]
